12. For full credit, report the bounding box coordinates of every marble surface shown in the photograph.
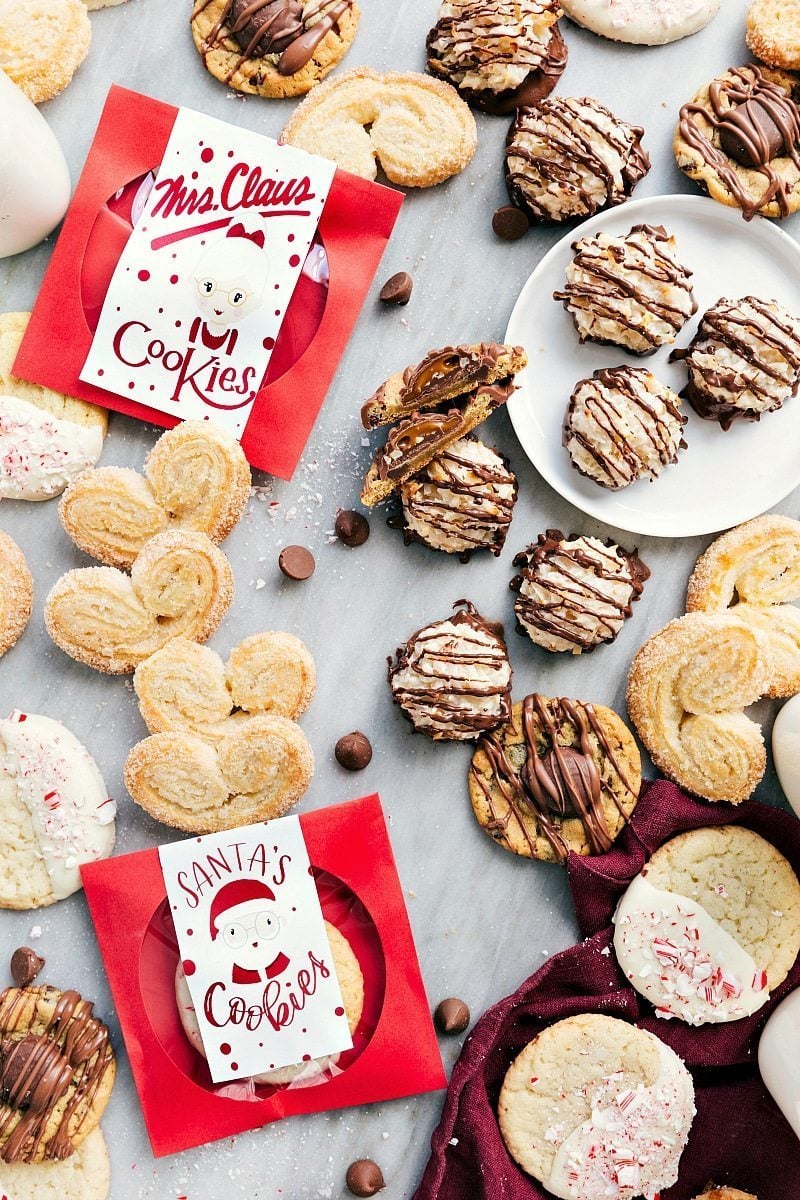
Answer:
[0,2,798,1198]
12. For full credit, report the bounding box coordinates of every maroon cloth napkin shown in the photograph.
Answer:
[414,782,800,1200]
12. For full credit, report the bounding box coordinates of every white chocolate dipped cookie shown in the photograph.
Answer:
[560,0,720,45]
[0,1126,110,1199]
[498,1014,695,1200]
[175,921,363,1087]
[614,826,800,1026]
[0,314,106,502]
[0,711,116,910]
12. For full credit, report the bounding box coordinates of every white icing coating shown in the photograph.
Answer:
[0,395,104,501]
[613,874,769,1025]
[429,0,560,95]
[546,1038,695,1200]
[559,0,719,45]
[0,711,116,900]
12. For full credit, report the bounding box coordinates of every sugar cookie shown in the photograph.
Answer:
[0,1125,110,1199]
[0,0,92,104]
[747,0,800,70]
[0,531,32,660]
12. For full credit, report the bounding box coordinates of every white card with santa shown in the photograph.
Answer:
[79,106,335,437]
[160,816,353,1083]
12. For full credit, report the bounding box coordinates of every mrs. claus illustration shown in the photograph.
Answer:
[190,223,269,356]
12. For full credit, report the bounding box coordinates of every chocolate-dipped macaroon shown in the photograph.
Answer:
[671,295,800,429]
[426,0,567,115]
[511,530,649,654]
[400,435,518,559]
[389,602,512,741]
[506,96,650,224]
[554,225,697,354]
[469,693,641,863]
[563,366,686,490]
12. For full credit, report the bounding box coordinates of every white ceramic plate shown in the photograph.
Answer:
[505,194,800,538]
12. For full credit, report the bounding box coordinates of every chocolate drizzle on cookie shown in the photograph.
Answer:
[510,530,649,652]
[553,225,697,354]
[192,0,354,80]
[506,97,650,222]
[472,694,638,861]
[426,0,567,115]
[0,988,113,1163]
[678,66,800,220]
[388,601,512,740]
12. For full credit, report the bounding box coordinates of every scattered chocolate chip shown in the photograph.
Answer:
[335,732,373,772]
[278,545,315,581]
[379,271,413,306]
[335,509,370,548]
[435,997,470,1035]
[492,204,530,242]
[346,1159,385,1197]
[10,947,45,988]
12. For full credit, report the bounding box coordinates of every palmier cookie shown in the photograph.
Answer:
[134,632,316,743]
[671,296,800,429]
[0,711,116,911]
[400,435,518,559]
[426,0,567,115]
[563,367,686,490]
[694,1190,757,1200]
[747,0,800,71]
[59,420,250,569]
[469,693,641,863]
[175,921,363,1086]
[0,986,115,1165]
[192,0,360,99]
[627,612,770,804]
[0,1125,110,1200]
[559,0,719,45]
[553,225,697,355]
[388,602,512,741]
[45,530,234,675]
[675,66,800,220]
[0,531,33,660]
[281,68,477,187]
[0,0,91,104]
[498,1015,695,1200]
[0,314,107,502]
[687,515,800,698]
[510,530,649,654]
[361,342,527,430]
[124,716,314,833]
[614,826,800,1027]
[506,97,650,224]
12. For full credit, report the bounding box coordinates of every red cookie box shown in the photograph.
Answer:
[14,85,403,479]
[81,795,445,1157]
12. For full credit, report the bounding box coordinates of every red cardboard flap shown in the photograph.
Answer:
[81,795,445,1157]
[14,86,402,479]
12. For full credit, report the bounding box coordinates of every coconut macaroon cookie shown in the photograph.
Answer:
[671,295,800,429]
[0,711,116,911]
[469,693,641,863]
[505,97,650,223]
[400,436,518,559]
[175,920,363,1087]
[553,225,697,355]
[389,602,512,741]
[563,366,686,490]
[426,0,567,115]
[614,826,800,1026]
[498,1014,695,1200]
[559,0,720,45]
[510,530,649,654]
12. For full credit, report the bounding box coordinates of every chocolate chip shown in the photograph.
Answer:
[346,1160,385,1197]
[10,947,44,988]
[492,205,529,242]
[278,545,315,581]
[335,732,373,771]
[335,510,370,548]
[434,997,470,1035]
[379,271,413,306]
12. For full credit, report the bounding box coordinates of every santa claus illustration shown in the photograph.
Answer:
[190,223,270,357]
[209,879,289,985]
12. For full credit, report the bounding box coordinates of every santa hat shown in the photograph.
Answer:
[209,879,276,939]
